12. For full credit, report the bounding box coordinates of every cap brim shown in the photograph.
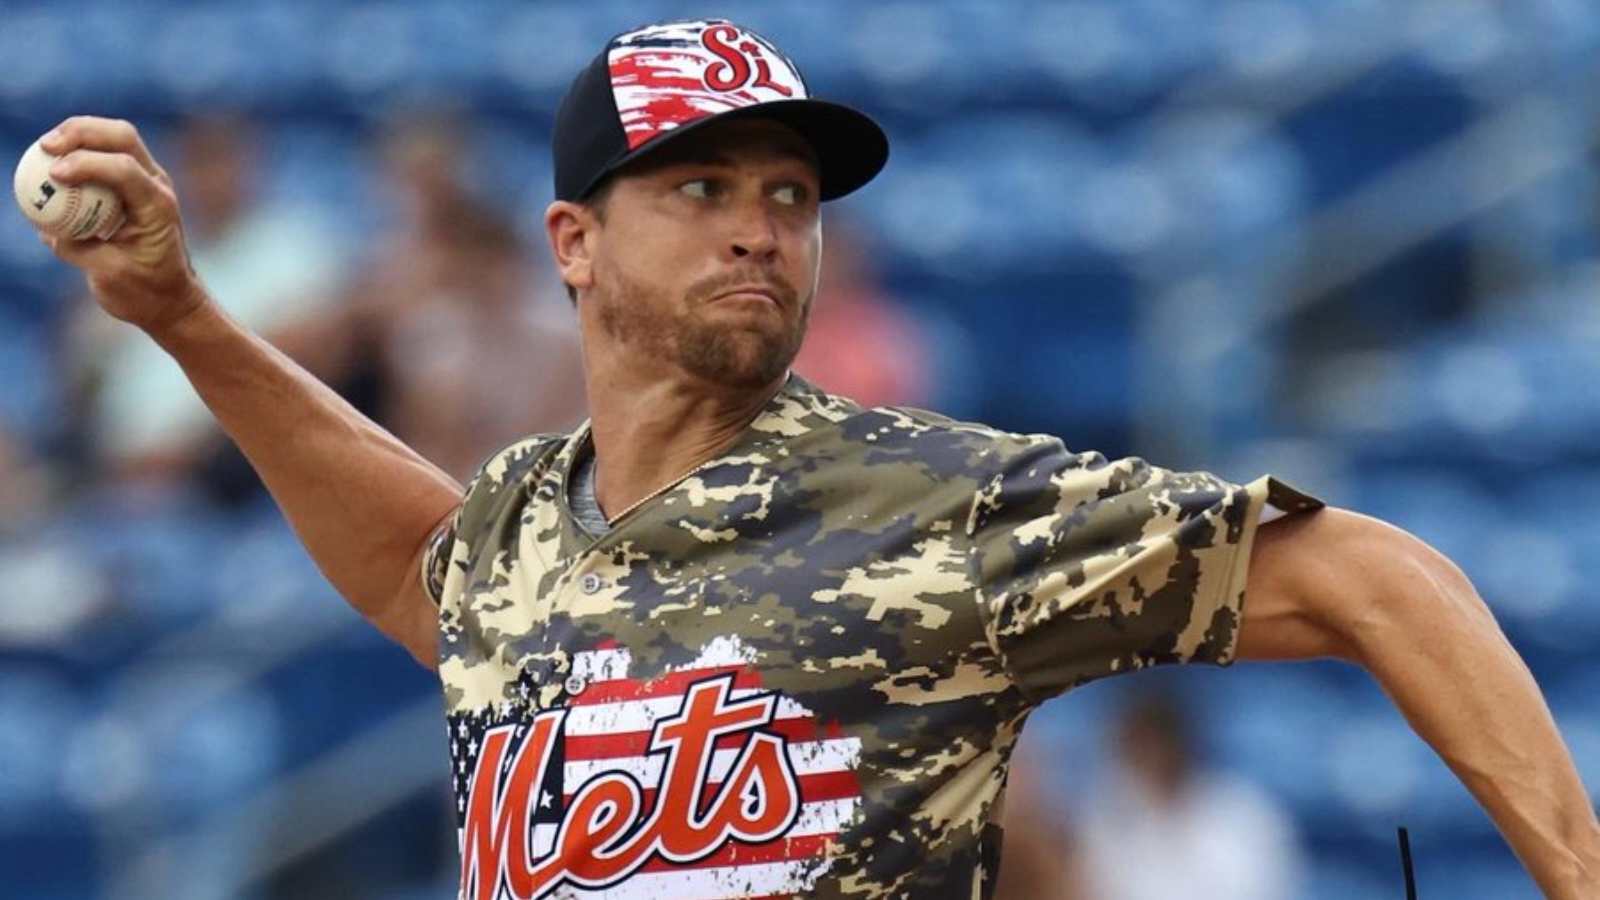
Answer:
[601,99,889,202]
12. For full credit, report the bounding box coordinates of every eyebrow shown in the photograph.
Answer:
[657,140,818,172]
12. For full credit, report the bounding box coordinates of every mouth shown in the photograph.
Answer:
[710,287,783,308]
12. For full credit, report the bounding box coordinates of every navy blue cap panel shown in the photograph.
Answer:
[553,50,630,203]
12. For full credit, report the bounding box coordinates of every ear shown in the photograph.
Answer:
[545,200,597,296]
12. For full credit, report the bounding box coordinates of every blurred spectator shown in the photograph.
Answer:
[0,425,55,535]
[342,112,586,482]
[1075,691,1304,900]
[994,733,1084,900]
[66,113,353,500]
[793,214,932,408]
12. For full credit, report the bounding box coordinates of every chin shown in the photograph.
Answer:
[680,328,797,389]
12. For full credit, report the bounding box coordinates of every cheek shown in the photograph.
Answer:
[797,229,822,294]
[599,229,667,291]
[617,221,711,282]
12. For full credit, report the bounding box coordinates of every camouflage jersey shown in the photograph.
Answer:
[421,374,1320,900]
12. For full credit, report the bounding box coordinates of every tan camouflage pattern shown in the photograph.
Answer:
[422,374,1321,899]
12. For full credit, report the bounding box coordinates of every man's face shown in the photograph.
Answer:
[579,118,823,389]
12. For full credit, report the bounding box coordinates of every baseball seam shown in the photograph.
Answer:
[72,196,104,239]
[57,184,81,236]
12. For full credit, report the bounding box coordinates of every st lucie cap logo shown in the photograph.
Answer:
[607,19,811,151]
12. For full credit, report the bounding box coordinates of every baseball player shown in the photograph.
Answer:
[34,17,1600,900]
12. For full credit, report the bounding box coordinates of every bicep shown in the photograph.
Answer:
[1236,506,1394,662]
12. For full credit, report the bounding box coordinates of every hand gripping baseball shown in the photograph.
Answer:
[36,117,206,336]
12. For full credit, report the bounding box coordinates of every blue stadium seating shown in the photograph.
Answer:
[2,1,1599,895]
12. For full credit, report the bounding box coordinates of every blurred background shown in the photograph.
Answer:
[0,1,1596,898]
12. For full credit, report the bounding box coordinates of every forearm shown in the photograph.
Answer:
[148,290,463,626]
[32,116,459,658]
[1354,549,1600,897]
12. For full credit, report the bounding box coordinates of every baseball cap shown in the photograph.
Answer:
[553,19,889,203]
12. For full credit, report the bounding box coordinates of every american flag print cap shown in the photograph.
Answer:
[553,18,889,203]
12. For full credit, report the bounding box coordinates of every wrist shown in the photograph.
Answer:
[144,279,215,349]
[1558,832,1600,899]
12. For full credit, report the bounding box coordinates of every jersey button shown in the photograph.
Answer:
[580,573,603,594]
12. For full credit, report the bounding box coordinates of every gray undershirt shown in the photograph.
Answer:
[568,438,613,537]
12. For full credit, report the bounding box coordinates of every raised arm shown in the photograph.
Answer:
[1238,505,1600,898]
[36,116,460,669]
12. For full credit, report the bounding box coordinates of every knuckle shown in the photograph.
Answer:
[65,115,101,135]
[51,152,82,177]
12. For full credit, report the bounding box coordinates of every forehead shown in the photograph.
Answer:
[617,118,819,178]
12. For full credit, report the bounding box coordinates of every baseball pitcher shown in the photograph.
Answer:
[29,17,1600,900]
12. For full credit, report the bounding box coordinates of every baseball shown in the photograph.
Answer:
[12,137,125,241]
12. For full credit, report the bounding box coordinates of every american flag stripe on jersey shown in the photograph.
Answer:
[541,644,861,864]
[607,19,809,151]
[457,637,865,899]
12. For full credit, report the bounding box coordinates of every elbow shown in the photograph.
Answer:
[368,602,440,672]
[407,642,440,673]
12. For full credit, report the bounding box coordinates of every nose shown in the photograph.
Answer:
[727,198,779,262]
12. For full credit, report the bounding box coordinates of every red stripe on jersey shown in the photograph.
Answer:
[633,832,837,873]
[564,715,835,759]
[572,665,753,705]
[565,769,862,808]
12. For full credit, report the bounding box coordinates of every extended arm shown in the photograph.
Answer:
[1238,506,1600,898]
[39,116,460,669]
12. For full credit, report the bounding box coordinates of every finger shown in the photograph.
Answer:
[48,149,170,220]
[40,116,160,178]
[39,227,120,270]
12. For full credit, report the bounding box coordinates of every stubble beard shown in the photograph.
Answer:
[595,265,808,390]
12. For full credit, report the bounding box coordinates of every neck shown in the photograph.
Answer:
[584,363,785,521]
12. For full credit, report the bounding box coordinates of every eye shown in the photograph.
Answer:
[680,178,718,199]
[772,184,804,206]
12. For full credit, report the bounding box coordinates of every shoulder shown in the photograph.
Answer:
[458,432,571,522]
[873,406,1158,513]
[803,391,1172,517]
[830,400,1084,480]
[468,433,568,489]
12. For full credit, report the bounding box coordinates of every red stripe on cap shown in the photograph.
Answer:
[610,52,706,92]
[622,96,709,148]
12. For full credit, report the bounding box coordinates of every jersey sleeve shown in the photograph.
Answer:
[420,503,467,609]
[969,436,1322,704]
